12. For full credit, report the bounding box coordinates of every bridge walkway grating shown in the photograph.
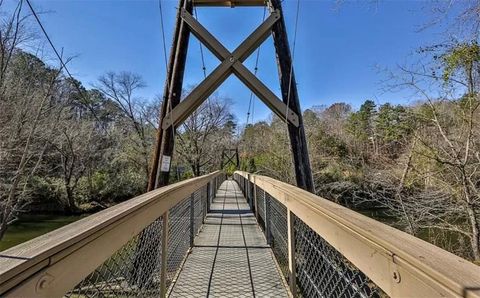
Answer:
[169,179,289,297]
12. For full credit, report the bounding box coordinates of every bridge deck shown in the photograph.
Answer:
[170,180,289,297]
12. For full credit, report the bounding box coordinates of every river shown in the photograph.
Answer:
[0,214,85,252]
[0,209,465,258]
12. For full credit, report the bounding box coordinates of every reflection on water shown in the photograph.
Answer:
[0,214,85,252]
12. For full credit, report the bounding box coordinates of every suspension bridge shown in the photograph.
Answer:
[1,0,480,297]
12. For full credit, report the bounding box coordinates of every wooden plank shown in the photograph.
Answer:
[236,171,480,298]
[0,171,222,296]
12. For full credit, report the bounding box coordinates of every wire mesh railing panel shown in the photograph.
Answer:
[0,173,228,298]
[66,216,164,297]
[268,193,289,281]
[248,180,255,210]
[239,176,245,193]
[193,187,204,236]
[294,217,382,298]
[202,184,208,221]
[167,197,191,287]
[256,186,266,228]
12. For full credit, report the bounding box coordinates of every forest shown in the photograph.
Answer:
[0,0,479,265]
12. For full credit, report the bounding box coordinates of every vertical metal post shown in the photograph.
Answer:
[264,190,272,245]
[206,182,211,213]
[190,193,195,247]
[160,211,169,297]
[246,174,251,207]
[287,210,296,297]
[254,177,258,220]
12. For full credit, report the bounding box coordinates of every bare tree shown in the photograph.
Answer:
[0,55,64,239]
[96,71,155,188]
[0,0,35,98]
[378,40,480,260]
[175,95,234,176]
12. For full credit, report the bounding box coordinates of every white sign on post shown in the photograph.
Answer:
[160,155,171,172]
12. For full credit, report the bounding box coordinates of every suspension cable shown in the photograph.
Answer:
[244,6,267,160]
[158,0,176,140]
[284,0,301,138]
[193,6,212,112]
[194,7,207,79]
[245,6,267,127]
[158,0,169,75]
[25,0,104,127]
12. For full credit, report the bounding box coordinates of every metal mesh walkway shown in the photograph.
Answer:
[169,180,289,297]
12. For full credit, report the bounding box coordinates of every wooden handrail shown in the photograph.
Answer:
[0,171,223,297]
[234,171,480,298]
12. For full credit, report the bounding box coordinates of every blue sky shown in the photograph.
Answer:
[17,0,448,125]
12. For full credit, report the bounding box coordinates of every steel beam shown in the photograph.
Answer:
[232,62,299,125]
[269,0,314,193]
[162,9,299,129]
[162,60,233,129]
[181,9,297,125]
[193,0,266,7]
[151,0,193,189]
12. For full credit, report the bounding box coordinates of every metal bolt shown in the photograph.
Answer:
[36,274,54,293]
[393,271,401,283]
[229,57,235,63]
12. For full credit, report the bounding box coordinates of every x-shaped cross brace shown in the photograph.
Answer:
[223,150,238,166]
[161,8,299,129]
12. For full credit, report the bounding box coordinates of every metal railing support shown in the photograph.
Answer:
[264,190,272,245]
[206,182,211,213]
[160,211,169,297]
[250,177,254,209]
[190,193,195,247]
[246,175,250,206]
[234,171,480,298]
[287,209,296,297]
[0,171,224,297]
[254,177,258,220]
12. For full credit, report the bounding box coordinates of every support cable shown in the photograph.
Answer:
[147,0,178,191]
[284,0,301,140]
[158,0,176,150]
[158,0,169,77]
[245,6,267,127]
[25,0,105,128]
[244,7,267,164]
[193,6,212,111]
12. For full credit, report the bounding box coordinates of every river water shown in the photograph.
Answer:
[0,209,465,259]
[0,214,85,251]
